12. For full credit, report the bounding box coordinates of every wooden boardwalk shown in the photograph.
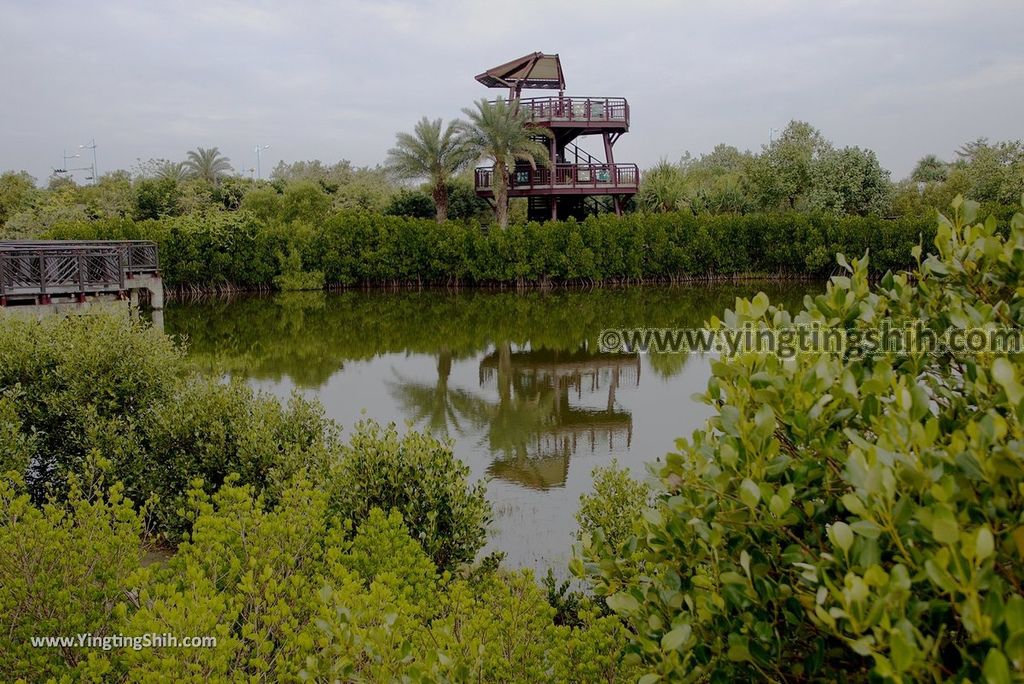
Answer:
[0,240,161,308]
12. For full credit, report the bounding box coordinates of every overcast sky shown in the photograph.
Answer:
[2,0,1021,184]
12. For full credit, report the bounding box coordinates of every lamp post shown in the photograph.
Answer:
[79,139,98,184]
[62,150,80,178]
[255,144,270,180]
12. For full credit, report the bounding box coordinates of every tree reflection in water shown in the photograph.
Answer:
[170,284,813,492]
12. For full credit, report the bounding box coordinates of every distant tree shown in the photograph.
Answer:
[0,171,38,227]
[240,187,283,224]
[212,176,250,211]
[746,120,832,211]
[385,189,436,219]
[637,160,687,213]
[270,159,354,191]
[457,98,551,229]
[331,166,396,213]
[688,144,750,176]
[678,145,755,214]
[155,161,189,183]
[446,177,491,220]
[809,146,892,216]
[80,171,135,220]
[954,138,1024,205]
[386,117,471,222]
[281,181,331,224]
[184,147,233,185]
[47,174,76,191]
[910,154,949,184]
[134,178,180,220]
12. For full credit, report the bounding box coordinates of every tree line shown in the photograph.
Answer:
[47,211,935,290]
[1,113,1020,241]
[638,121,1023,221]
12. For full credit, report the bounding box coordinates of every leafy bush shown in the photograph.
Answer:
[576,199,1024,682]
[0,475,143,678]
[0,473,636,682]
[576,460,651,550]
[0,313,181,501]
[328,420,491,572]
[139,379,339,535]
[272,269,325,292]
[0,313,341,535]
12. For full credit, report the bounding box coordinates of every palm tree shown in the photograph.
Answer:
[184,147,233,185]
[458,98,551,229]
[155,161,189,183]
[386,118,469,223]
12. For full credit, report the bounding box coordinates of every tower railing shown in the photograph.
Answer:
[499,96,630,127]
[475,163,640,193]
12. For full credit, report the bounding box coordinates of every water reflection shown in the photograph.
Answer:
[167,284,816,570]
[478,345,638,490]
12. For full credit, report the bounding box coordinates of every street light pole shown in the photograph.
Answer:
[255,144,269,180]
[80,139,98,183]
[62,150,80,177]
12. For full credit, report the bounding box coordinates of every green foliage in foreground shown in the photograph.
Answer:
[47,210,935,288]
[575,199,1024,682]
[0,473,637,682]
[0,314,488,567]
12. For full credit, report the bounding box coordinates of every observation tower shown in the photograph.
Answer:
[472,52,638,221]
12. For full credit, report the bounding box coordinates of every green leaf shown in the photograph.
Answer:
[976,526,995,563]
[992,358,1023,405]
[739,479,761,509]
[750,292,770,318]
[606,591,640,615]
[889,629,915,672]
[829,522,854,553]
[982,648,1011,684]
[661,625,692,652]
[931,507,959,545]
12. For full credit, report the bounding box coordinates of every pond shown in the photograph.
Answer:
[165,283,816,574]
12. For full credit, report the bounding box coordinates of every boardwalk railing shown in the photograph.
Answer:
[0,240,159,304]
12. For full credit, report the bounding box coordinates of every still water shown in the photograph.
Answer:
[165,284,814,574]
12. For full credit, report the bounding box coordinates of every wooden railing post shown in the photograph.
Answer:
[77,252,85,298]
[38,251,47,301]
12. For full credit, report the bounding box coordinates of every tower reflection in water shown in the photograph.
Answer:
[478,343,639,490]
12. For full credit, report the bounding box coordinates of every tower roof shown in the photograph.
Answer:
[475,52,565,90]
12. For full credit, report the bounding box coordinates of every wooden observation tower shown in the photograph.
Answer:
[473,52,638,222]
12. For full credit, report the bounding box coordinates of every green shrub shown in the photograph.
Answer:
[272,269,325,291]
[139,379,339,535]
[328,420,491,573]
[0,312,340,536]
[575,199,1024,681]
[0,313,181,501]
[576,460,651,551]
[0,475,143,680]
[0,394,33,477]
[0,473,635,681]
